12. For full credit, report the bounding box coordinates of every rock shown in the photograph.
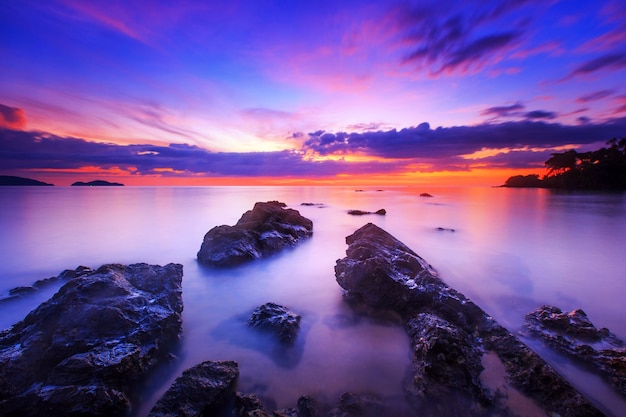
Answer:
[525,305,626,396]
[347,209,385,216]
[0,263,183,416]
[330,392,385,417]
[248,302,301,344]
[420,193,434,197]
[1,266,95,304]
[197,201,313,267]
[335,223,603,417]
[436,227,456,232]
[300,202,325,207]
[149,361,239,417]
[235,392,272,417]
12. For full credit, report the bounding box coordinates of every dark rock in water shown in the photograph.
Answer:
[420,192,434,197]
[8,286,36,297]
[197,201,313,267]
[71,180,124,186]
[335,223,602,417]
[436,227,456,232]
[0,175,54,186]
[347,209,386,216]
[149,360,239,417]
[406,313,487,407]
[235,392,272,417]
[525,305,626,396]
[1,266,94,303]
[0,263,183,416]
[300,202,325,207]
[248,302,301,344]
[330,392,385,417]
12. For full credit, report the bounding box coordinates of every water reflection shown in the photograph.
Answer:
[1,186,625,416]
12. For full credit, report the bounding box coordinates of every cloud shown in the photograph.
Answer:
[524,110,557,119]
[0,104,27,129]
[567,52,626,78]
[576,89,616,103]
[302,118,626,161]
[481,103,525,118]
[0,128,407,177]
[395,1,530,76]
[4,115,626,180]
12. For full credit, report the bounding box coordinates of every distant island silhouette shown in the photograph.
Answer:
[71,180,124,186]
[503,138,626,190]
[0,175,54,186]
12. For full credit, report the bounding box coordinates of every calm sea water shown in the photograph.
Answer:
[0,186,625,416]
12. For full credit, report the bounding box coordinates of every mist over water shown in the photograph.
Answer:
[1,186,625,416]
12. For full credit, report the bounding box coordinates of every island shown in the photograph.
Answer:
[71,180,124,186]
[0,175,54,186]
[502,137,626,189]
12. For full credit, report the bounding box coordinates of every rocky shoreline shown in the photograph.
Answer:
[0,201,621,416]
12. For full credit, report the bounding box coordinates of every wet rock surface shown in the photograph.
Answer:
[525,305,626,396]
[335,222,602,417]
[0,263,183,416]
[248,302,301,344]
[197,201,313,267]
[148,360,239,417]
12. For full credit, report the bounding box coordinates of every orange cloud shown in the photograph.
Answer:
[0,104,26,129]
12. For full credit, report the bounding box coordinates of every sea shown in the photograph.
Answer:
[0,186,625,416]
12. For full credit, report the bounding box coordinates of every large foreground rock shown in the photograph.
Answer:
[0,263,184,416]
[525,305,626,396]
[197,201,313,267]
[149,361,239,417]
[335,223,602,417]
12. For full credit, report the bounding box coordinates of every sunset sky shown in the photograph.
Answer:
[2,0,626,186]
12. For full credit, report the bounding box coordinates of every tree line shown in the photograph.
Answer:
[504,138,626,189]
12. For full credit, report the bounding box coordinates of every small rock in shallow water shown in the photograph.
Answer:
[248,302,301,344]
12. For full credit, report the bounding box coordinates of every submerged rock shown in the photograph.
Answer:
[335,223,602,417]
[0,263,183,416]
[148,360,239,417]
[197,201,313,267]
[525,305,626,396]
[248,302,301,344]
[347,209,386,216]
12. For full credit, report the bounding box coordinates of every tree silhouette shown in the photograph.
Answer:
[504,137,626,189]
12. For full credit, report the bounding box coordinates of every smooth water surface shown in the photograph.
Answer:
[1,186,625,416]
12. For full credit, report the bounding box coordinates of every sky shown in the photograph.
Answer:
[1,0,626,186]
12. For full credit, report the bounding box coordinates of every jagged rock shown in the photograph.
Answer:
[248,302,301,344]
[330,392,385,417]
[0,263,183,416]
[149,361,239,417]
[525,305,626,396]
[347,209,386,216]
[335,223,602,417]
[197,201,313,267]
[235,392,272,417]
[1,266,94,303]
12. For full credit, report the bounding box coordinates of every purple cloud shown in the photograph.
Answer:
[481,103,525,118]
[396,1,529,76]
[576,89,616,103]
[303,118,626,160]
[524,110,557,119]
[567,52,626,78]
